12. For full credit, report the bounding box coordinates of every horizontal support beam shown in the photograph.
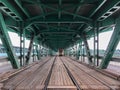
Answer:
[23,0,98,4]
[40,25,78,32]
[40,32,76,34]
[25,17,92,28]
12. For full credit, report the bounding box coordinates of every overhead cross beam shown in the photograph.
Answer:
[39,25,78,32]
[25,17,92,28]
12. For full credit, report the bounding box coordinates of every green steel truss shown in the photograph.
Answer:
[0,0,120,68]
[0,13,20,68]
[100,16,120,69]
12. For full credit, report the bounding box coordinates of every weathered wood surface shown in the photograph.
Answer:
[1,56,120,90]
[1,57,53,90]
[61,57,120,90]
[48,56,77,90]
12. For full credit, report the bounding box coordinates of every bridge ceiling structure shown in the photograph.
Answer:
[0,0,120,51]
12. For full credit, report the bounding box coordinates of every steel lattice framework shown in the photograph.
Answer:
[0,0,120,68]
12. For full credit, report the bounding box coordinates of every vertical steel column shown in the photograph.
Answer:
[96,22,99,66]
[20,22,23,67]
[25,34,35,64]
[79,42,82,61]
[76,42,81,60]
[100,17,120,69]
[82,34,92,64]
[20,22,25,66]
[23,27,26,66]
[94,22,99,66]
[82,42,85,62]
[75,43,78,60]
[0,13,20,68]
[36,45,40,60]
[33,44,35,62]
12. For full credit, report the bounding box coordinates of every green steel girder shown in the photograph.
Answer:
[1,0,120,54]
[93,0,120,20]
[26,34,35,65]
[82,34,92,64]
[99,16,120,69]
[58,0,62,19]
[22,0,98,4]
[99,18,116,28]
[35,45,40,60]
[43,36,76,39]
[25,17,92,28]
[89,0,107,17]
[0,13,20,68]
[37,0,50,31]
[77,0,115,33]
[68,0,81,31]
[43,35,74,39]
[76,43,80,60]
[39,25,78,32]
[0,0,24,21]
[14,0,30,18]
[29,3,91,21]
[5,17,19,28]
[76,0,107,32]
[40,32,76,35]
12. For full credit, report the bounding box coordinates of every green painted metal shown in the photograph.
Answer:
[82,34,92,64]
[14,0,30,18]
[26,34,35,64]
[25,17,92,28]
[93,0,120,20]
[0,0,120,64]
[89,0,107,17]
[76,43,80,60]
[36,45,40,60]
[25,1,92,20]
[0,13,20,68]
[100,16,120,69]
[0,0,23,20]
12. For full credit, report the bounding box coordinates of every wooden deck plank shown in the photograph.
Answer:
[47,56,77,90]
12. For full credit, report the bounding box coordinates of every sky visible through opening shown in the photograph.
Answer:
[0,28,120,50]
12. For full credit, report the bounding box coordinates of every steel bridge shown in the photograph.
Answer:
[0,0,120,69]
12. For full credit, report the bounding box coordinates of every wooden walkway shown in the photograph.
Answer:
[48,56,76,90]
[0,56,120,90]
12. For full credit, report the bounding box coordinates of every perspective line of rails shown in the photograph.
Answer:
[0,56,120,90]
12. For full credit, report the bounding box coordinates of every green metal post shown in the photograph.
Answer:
[100,16,120,69]
[94,22,99,66]
[33,44,35,62]
[19,22,25,66]
[20,22,23,67]
[36,45,40,60]
[79,42,82,61]
[82,43,85,62]
[93,24,96,66]
[26,34,35,64]
[76,42,80,60]
[23,27,25,66]
[0,13,20,69]
[82,34,92,64]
